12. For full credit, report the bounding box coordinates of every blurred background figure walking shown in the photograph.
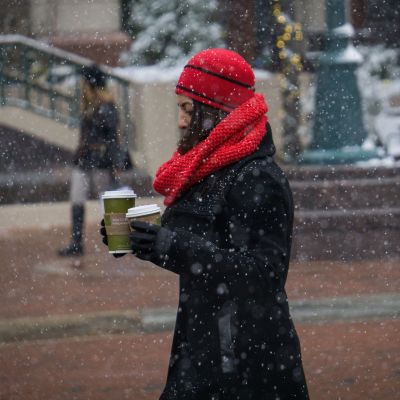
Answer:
[58,65,132,256]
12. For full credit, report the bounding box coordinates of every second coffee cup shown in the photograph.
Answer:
[126,204,161,230]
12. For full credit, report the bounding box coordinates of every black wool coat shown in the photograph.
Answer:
[74,102,131,171]
[156,125,309,400]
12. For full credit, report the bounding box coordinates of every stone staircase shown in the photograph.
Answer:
[0,125,154,204]
[287,165,400,261]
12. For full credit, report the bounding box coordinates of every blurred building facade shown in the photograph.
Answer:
[0,0,131,66]
[220,0,400,69]
[1,0,399,176]
[1,1,399,68]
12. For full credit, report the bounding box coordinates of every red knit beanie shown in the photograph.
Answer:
[176,48,256,113]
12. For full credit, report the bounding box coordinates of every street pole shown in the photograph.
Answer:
[299,0,379,164]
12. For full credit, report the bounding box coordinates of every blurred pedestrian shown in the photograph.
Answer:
[59,65,131,256]
[101,48,309,399]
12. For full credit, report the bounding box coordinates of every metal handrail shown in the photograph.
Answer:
[0,34,133,144]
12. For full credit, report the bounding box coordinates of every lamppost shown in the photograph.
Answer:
[299,0,379,164]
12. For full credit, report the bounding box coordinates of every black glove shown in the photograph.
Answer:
[99,219,125,258]
[129,220,161,261]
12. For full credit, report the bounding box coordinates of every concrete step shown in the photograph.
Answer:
[291,176,400,210]
[292,207,400,261]
[285,164,400,181]
[286,164,400,261]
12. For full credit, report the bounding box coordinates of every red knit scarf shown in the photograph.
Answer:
[153,93,268,206]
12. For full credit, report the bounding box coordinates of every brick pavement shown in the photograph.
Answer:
[1,321,399,400]
[1,221,399,320]
[0,201,399,399]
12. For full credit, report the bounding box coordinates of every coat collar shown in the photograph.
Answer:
[245,123,276,161]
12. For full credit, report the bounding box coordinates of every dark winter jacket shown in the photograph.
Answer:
[74,102,131,171]
[155,125,309,399]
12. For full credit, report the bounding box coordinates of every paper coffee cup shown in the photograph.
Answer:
[126,204,161,230]
[102,189,137,254]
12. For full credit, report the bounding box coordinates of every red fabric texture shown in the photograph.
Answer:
[153,94,268,206]
[176,48,255,112]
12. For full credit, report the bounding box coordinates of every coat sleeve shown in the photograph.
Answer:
[156,164,292,293]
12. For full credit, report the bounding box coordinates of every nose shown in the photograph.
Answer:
[178,109,190,129]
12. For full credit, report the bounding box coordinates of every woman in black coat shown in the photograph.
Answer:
[59,65,131,256]
[101,48,309,399]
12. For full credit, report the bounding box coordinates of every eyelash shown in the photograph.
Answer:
[179,105,193,115]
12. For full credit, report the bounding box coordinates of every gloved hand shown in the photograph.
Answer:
[99,219,125,258]
[129,220,161,261]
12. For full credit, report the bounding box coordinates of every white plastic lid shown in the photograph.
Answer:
[101,189,137,199]
[126,204,161,218]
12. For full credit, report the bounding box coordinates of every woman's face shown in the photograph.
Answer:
[177,95,193,130]
[176,94,229,154]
